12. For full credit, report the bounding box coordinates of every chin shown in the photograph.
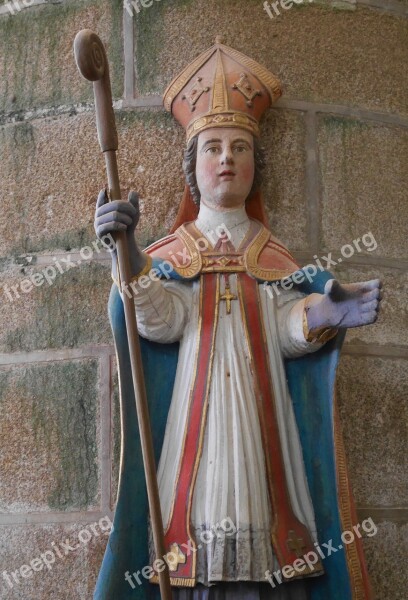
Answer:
[215,197,246,209]
[202,189,248,210]
[214,190,249,208]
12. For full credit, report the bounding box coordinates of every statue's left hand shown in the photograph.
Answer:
[306,279,382,331]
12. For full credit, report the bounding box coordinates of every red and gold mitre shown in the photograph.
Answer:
[163,37,282,143]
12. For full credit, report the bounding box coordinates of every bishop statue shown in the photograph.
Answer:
[93,39,380,600]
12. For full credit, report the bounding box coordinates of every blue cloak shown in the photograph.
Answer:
[94,266,368,600]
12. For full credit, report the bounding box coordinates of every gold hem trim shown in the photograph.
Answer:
[244,225,294,281]
[334,394,368,599]
[171,225,203,278]
[302,302,338,344]
[150,575,196,587]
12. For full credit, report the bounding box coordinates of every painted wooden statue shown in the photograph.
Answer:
[93,39,380,600]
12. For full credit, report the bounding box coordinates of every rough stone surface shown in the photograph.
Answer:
[112,110,186,245]
[0,522,108,599]
[332,265,408,348]
[0,262,113,353]
[363,521,408,600]
[134,1,408,116]
[337,355,408,507]
[318,116,408,259]
[261,110,308,250]
[0,359,100,512]
[0,1,406,598]
[0,0,124,114]
[0,113,107,258]
[0,110,187,258]
[1,107,309,257]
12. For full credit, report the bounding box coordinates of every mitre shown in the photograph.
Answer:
[163,36,282,143]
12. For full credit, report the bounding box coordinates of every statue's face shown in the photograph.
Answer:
[195,127,255,210]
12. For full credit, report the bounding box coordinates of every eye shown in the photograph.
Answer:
[205,146,220,154]
[233,145,248,153]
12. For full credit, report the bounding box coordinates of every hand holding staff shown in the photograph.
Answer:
[74,29,172,600]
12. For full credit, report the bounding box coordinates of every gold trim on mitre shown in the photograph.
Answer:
[187,111,260,143]
[163,46,215,113]
[212,49,229,111]
[163,37,282,143]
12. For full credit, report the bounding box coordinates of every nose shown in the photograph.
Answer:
[221,145,234,165]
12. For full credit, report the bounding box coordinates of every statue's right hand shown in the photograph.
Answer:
[94,189,140,242]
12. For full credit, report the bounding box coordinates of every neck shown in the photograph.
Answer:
[195,201,250,249]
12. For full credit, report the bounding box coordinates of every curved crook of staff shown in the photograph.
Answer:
[73,29,173,600]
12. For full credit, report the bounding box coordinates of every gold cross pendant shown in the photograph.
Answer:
[286,530,307,558]
[166,543,187,572]
[219,275,237,315]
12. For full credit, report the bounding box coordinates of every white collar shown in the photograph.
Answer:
[195,202,250,249]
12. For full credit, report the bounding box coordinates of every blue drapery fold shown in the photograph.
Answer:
[94,268,353,600]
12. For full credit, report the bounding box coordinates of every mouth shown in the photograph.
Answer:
[218,170,236,177]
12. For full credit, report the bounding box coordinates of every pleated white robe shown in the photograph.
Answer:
[131,273,323,586]
[126,205,325,589]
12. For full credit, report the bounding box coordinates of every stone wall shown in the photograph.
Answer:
[0,0,406,598]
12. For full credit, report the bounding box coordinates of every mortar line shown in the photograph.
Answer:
[121,97,408,128]
[99,353,113,514]
[0,0,406,18]
[356,506,408,523]
[0,507,405,526]
[0,510,114,526]
[3,248,407,270]
[0,102,96,128]
[47,253,110,265]
[24,250,112,267]
[342,344,408,359]
[123,1,135,101]
[0,346,115,366]
[356,0,408,17]
[305,111,320,253]
[5,341,403,368]
[292,251,408,271]
[276,98,408,128]
[2,98,408,128]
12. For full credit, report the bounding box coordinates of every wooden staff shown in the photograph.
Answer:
[74,29,172,600]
